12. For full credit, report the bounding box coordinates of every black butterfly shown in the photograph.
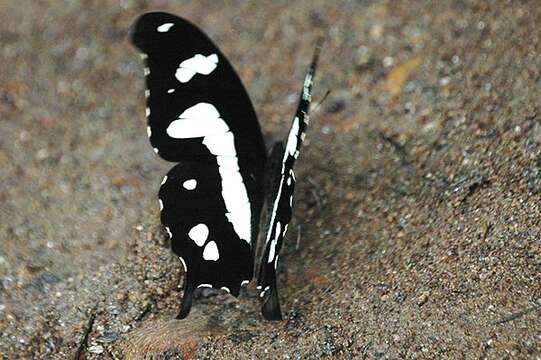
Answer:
[131,12,318,321]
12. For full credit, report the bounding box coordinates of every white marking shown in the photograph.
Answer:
[146,126,151,137]
[175,54,218,83]
[165,226,172,238]
[145,89,150,98]
[161,175,168,185]
[188,224,208,247]
[157,23,174,32]
[274,255,279,269]
[167,103,228,138]
[262,95,307,256]
[179,256,187,272]
[144,67,150,76]
[139,54,148,60]
[158,199,163,211]
[203,241,219,261]
[241,280,249,286]
[289,195,293,206]
[153,147,159,154]
[220,286,230,293]
[145,108,150,117]
[256,285,262,290]
[167,103,252,243]
[300,132,306,141]
[197,284,212,288]
[182,179,197,190]
[267,222,281,263]
[303,72,313,100]
[268,241,276,263]
[167,88,175,93]
[259,286,270,298]
[286,117,299,158]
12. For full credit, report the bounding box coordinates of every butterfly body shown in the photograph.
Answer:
[131,12,318,320]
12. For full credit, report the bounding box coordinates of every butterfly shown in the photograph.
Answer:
[131,12,319,321]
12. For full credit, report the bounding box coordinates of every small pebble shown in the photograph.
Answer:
[88,345,104,354]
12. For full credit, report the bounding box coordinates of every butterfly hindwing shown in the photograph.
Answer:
[257,48,320,320]
[159,163,254,318]
[131,12,267,319]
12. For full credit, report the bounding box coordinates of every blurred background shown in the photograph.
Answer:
[1,0,539,358]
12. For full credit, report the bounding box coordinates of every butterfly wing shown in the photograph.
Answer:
[131,12,266,319]
[132,12,266,167]
[159,162,254,318]
[257,48,320,320]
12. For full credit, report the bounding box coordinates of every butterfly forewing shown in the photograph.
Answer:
[132,12,266,166]
[257,47,319,320]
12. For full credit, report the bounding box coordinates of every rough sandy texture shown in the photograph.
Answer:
[1,0,539,359]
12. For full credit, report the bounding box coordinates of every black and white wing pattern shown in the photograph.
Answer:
[131,12,267,319]
[257,48,320,320]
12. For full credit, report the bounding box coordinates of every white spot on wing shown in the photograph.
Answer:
[166,103,252,243]
[153,147,159,154]
[175,53,218,83]
[182,179,197,190]
[221,286,230,293]
[241,280,249,286]
[267,222,281,263]
[285,117,300,158]
[167,88,175,93]
[165,226,172,238]
[268,240,276,263]
[259,286,270,298]
[179,256,187,272]
[188,224,208,247]
[145,108,150,117]
[144,67,150,76]
[197,284,212,288]
[275,222,281,240]
[167,103,227,138]
[161,175,168,185]
[203,241,219,261]
[146,126,151,137]
[303,72,313,100]
[145,89,150,98]
[158,199,163,211]
[157,23,174,32]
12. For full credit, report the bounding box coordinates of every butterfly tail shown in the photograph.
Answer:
[261,267,283,320]
[176,271,195,319]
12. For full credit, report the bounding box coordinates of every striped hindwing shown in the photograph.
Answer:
[131,12,266,319]
[257,48,319,320]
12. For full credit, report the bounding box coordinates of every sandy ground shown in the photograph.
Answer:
[1,0,540,359]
